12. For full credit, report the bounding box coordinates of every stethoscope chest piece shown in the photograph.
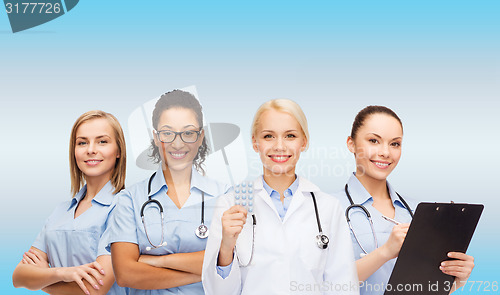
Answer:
[310,192,329,249]
[195,224,209,239]
[143,172,211,248]
[316,234,329,249]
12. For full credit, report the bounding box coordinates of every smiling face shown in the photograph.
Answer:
[347,113,403,182]
[153,107,204,173]
[74,118,120,182]
[252,109,307,177]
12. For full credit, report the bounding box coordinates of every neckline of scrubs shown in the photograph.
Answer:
[347,173,409,228]
[150,165,219,211]
[70,181,114,219]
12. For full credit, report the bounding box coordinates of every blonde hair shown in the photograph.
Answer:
[69,110,127,197]
[251,99,310,150]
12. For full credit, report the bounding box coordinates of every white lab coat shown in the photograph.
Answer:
[202,176,359,295]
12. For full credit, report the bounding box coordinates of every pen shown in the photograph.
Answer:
[382,215,401,225]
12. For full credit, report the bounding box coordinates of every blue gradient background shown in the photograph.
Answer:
[1,1,499,294]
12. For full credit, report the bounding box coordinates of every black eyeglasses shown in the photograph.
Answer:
[155,128,202,143]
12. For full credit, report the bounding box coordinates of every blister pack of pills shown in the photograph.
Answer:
[234,181,254,213]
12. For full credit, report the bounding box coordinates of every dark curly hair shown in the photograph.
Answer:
[149,90,208,174]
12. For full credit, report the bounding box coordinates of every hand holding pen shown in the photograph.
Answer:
[382,215,401,225]
[380,215,410,260]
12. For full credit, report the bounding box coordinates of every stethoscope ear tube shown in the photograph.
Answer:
[345,186,379,255]
[344,183,412,256]
[236,214,256,267]
[142,172,209,251]
[345,204,371,222]
[310,192,329,249]
[237,189,329,267]
[396,192,414,218]
[140,199,163,217]
[347,214,377,256]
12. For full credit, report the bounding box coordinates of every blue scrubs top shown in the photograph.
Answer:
[336,174,417,295]
[32,181,127,295]
[106,165,229,295]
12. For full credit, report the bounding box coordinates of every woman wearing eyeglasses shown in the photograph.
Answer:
[12,110,128,295]
[338,105,475,295]
[106,90,229,295]
[202,99,358,295]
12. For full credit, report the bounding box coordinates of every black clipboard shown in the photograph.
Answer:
[384,202,483,295]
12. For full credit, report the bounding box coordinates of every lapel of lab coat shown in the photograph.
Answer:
[253,177,282,220]
[283,176,321,224]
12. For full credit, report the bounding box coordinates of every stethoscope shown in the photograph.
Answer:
[140,172,209,251]
[344,183,413,257]
[237,191,329,267]
[311,192,330,250]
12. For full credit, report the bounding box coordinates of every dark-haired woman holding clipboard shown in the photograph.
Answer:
[337,106,475,295]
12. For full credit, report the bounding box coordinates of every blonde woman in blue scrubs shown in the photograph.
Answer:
[338,106,475,295]
[12,110,128,295]
[106,90,228,295]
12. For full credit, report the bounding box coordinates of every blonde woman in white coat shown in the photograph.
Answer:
[202,99,359,295]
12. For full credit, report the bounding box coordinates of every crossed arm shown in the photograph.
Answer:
[13,243,206,293]
[110,242,202,289]
[12,247,115,295]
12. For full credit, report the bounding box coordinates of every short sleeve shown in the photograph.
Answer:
[32,220,49,253]
[97,200,118,257]
[31,204,64,253]
[104,189,139,252]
